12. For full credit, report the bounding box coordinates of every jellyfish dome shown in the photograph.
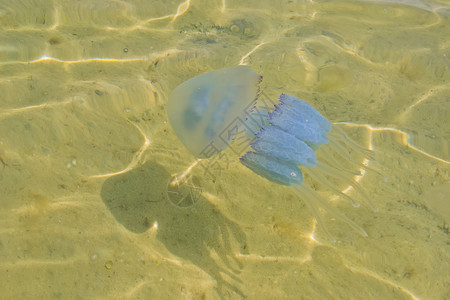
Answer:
[167,65,261,158]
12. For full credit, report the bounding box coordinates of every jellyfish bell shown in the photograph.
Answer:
[167,65,261,158]
[165,65,261,207]
[241,93,377,241]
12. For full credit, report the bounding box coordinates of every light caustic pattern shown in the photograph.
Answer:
[0,0,448,299]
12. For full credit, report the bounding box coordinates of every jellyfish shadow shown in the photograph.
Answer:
[100,161,248,297]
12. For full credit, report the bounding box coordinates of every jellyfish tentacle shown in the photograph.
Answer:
[318,146,362,176]
[296,185,368,238]
[237,92,374,239]
[328,138,353,161]
[296,185,337,242]
[304,167,361,208]
[324,135,385,182]
[315,161,378,211]
[353,160,385,181]
[330,126,375,159]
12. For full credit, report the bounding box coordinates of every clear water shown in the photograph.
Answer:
[0,0,448,299]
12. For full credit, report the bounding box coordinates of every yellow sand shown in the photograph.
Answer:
[0,0,448,299]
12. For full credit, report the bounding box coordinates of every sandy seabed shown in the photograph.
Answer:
[0,0,448,299]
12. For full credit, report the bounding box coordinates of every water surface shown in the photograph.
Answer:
[0,0,448,299]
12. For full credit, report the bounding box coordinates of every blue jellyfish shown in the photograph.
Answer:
[167,66,377,240]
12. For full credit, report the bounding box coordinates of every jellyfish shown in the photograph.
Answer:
[167,66,376,239]
[241,93,377,240]
[166,65,261,206]
[167,65,261,158]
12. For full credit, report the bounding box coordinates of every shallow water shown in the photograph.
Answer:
[0,0,448,299]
